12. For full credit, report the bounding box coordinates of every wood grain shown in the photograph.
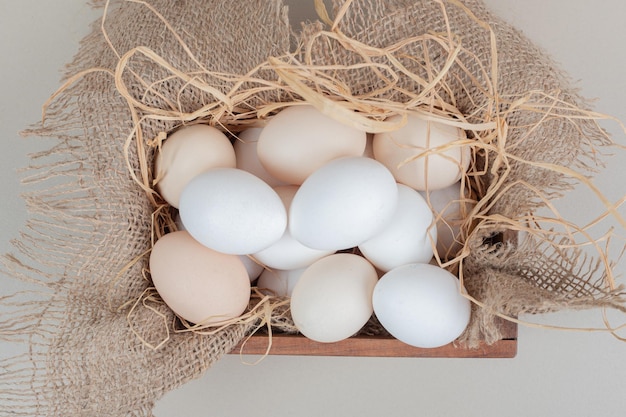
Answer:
[230,317,517,358]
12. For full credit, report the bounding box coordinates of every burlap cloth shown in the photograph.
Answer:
[2,0,625,415]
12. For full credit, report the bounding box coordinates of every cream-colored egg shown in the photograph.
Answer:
[373,263,471,348]
[233,128,288,188]
[256,267,306,297]
[257,105,367,185]
[155,124,236,208]
[373,114,470,191]
[149,231,251,325]
[253,185,334,270]
[290,254,378,343]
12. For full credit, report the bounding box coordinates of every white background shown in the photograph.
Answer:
[2,1,626,416]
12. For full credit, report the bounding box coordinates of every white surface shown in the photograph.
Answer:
[1,1,626,416]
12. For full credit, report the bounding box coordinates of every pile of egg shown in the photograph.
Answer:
[149,105,475,349]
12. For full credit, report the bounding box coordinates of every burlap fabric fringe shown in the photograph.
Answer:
[1,0,625,416]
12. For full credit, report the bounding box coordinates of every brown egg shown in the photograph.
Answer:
[373,114,470,191]
[256,105,367,185]
[149,231,250,325]
[154,124,236,208]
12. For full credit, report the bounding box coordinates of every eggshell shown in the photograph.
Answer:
[373,263,471,348]
[155,124,236,208]
[233,128,288,188]
[149,231,251,325]
[373,114,470,191]
[239,255,265,282]
[253,185,334,270]
[179,168,287,255]
[359,184,436,271]
[420,181,475,260]
[257,105,367,184]
[289,156,398,251]
[256,267,306,297]
[175,213,262,281]
[290,254,378,343]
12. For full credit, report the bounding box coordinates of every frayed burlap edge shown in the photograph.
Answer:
[2,1,626,416]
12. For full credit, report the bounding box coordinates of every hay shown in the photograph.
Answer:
[2,0,626,415]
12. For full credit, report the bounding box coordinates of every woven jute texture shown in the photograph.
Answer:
[1,1,624,416]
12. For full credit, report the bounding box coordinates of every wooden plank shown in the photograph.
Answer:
[230,317,517,358]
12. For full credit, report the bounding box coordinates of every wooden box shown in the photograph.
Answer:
[230,317,517,358]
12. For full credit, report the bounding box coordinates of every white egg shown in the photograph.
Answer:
[256,267,306,297]
[233,128,289,188]
[239,255,265,282]
[257,105,367,185]
[373,263,471,348]
[154,124,236,208]
[179,168,287,255]
[419,181,475,260]
[178,207,289,280]
[289,156,398,251]
[359,184,436,271]
[290,254,378,343]
[253,186,334,270]
[373,114,470,191]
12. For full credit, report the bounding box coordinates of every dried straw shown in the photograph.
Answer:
[64,0,626,345]
[3,1,626,414]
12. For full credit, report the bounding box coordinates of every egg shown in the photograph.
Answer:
[149,231,251,325]
[256,105,367,185]
[179,168,287,255]
[158,218,265,304]
[289,156,398,251]
[154,124,236,208]
[256,267,306,297]
[359,184,436,271]
[239,255,265,282]
[373,263,471,348]
[420,181,475,260]
[372,114,470,191]
[175,213,265,281]
[233,128,289,188]
[252,185,334,270]
[290,254,378,343]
